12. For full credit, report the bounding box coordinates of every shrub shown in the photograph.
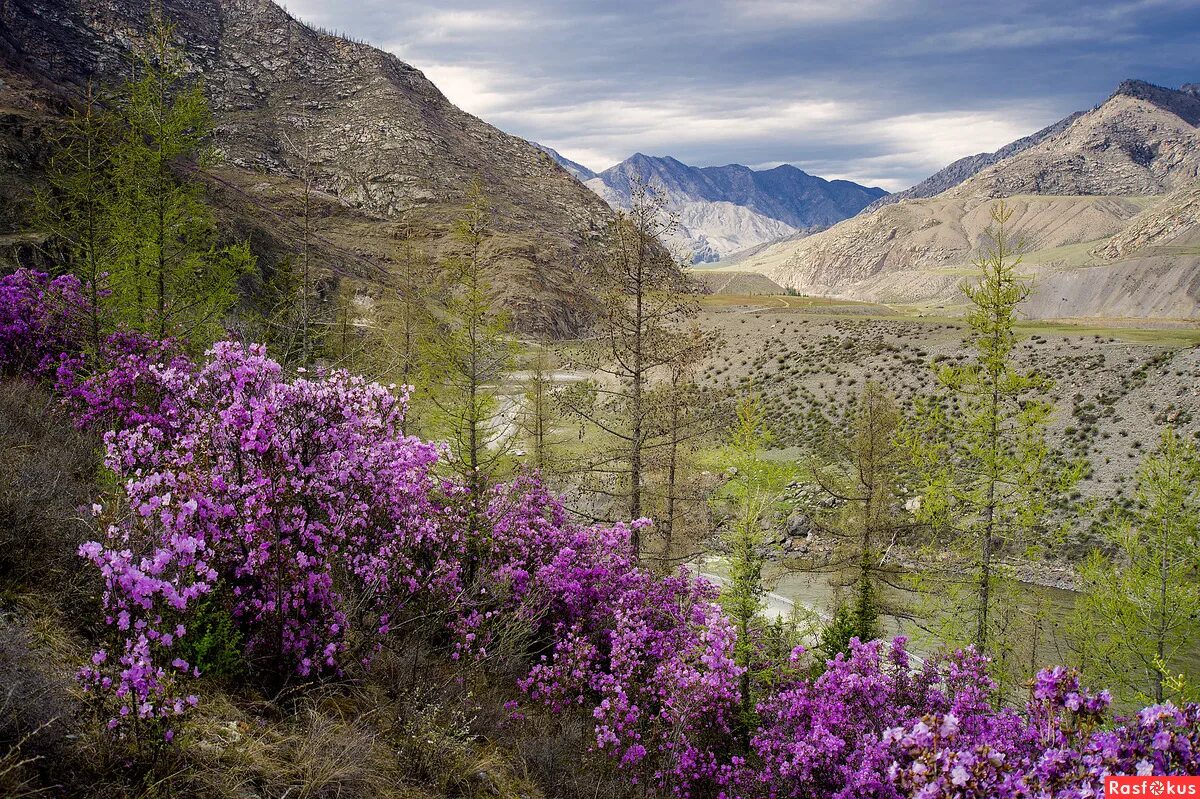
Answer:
[0,268,91,379]
[76,342,454,736]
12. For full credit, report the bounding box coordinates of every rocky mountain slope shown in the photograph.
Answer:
[946,81,1200,198]
[732,80,1200,320]
[577,152,886,263]
[0,0,615,335]
[861,111,1084,214]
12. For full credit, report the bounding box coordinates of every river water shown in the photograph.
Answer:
[696,555,1200,686]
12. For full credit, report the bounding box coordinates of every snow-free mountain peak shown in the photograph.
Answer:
[731,79,1200,321]
[533,143,598,181]
[566,152,886,263]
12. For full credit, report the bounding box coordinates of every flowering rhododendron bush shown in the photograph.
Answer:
[0,282,1196,795]
[747,639,1000,798]
[57,330,193,432]
[865,667,1200,798]
[482,485,742,793]
[0,268,90,378]
[74,341,458,733]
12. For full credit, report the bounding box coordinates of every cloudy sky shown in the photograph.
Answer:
[283,0,1199,191]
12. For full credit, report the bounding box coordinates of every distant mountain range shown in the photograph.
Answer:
[731,80,1200,321]
[535,148,887,263]
[3,0,1194,329]
[534,144,598,182]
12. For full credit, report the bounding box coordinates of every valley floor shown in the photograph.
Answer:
[691,293,1200,511]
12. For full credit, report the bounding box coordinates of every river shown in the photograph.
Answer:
[695,555,1200,695]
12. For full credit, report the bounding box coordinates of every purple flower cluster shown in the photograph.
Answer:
[516,522,742,794]
[465,479,743,794]
[58,330,192,432]
[0,268,91,378]
[860,662,1198,798]
[74,341,453,733]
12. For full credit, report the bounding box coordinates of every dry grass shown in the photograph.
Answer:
[180,694,409,799]
[0,380,100,607]
[169,669,550,799]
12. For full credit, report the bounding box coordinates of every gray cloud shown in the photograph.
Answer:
[281,0,1200,190]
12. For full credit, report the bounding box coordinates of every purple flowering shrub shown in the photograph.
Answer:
[862,666,1199,798]
[473,481,743,795]
[520,550,741,794]
[76,342,455,734]
[747,639,1001,798]
[58,330,192,432]
[0,268,90,378]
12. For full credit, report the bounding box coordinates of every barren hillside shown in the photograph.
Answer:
[733,81,1200,320]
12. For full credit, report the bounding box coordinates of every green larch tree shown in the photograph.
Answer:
[1074,427,1200,704]
[33,82,118,353]
[426,181,517,557]
[109,13,251,345]
[516,345,562,474]
[812,381,909,656]
[716,390,792,738]
[646,324,720,567]
[343,228,443,434]
[278,114,322,364]
[384,230,442,435]
[907,201,1080,690]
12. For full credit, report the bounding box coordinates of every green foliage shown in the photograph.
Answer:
[1156,657,1199,705]
[235,254,314,365]
[905,202,1081,692]
[176,593,245,682]
[811,381,906,651]
[331,230,444,436]
[1073,427,1200,704]
[424,181,518,535]
[715,391,792,735]
[31,13,253,352]
[378,232,443,434]
[32,84,118,353]
[516,345,562,473]
[819,578,881,661]
[105,14,251,346]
